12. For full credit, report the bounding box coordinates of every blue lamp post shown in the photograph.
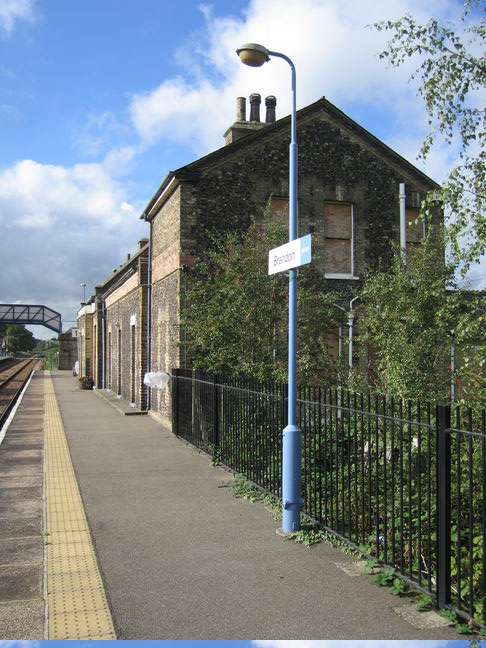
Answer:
[236,43,302,532]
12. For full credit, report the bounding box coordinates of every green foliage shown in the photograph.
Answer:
[374,3,486,275]
[365,557,381,573]
[207,443,221,466]
[374,565,396,587]
[390,576,407,595]
[357,236,457,401]
[1,323,36,353]
[416,594,434,611]
[181,204,341,383]
[356,236,486,407]
[42,343,59,370]
[289,523,330,548]
[224,476,282,520]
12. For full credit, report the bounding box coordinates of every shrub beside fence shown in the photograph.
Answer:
[171,368,486,627]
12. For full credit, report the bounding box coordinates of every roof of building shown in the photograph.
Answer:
[95,240,149,295]
[141,95,439,222]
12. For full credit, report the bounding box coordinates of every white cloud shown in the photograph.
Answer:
[0,158,147,332]
[1,0,484,333]
[125,0,484,289]
[0,0,37,37]
[127,0,460,160]
[70,110,134,163]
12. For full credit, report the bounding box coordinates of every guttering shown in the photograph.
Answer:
[139,170,201,223]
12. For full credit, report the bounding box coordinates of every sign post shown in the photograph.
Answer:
[268,233,311,531]
[268,234,311,276]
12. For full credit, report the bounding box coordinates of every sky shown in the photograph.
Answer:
[0,0,484,340]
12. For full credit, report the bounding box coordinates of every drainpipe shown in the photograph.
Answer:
[399,182,406,262]
[348,296,360,376]
[333,303,346,385]
[146,218,152,410]
[101,298,105,389]
[451,330,455,404]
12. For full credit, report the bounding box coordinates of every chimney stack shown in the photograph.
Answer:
[265,95,277,123]
[249,93,261,122]
[236,96,246,122]
[224,94,276,145]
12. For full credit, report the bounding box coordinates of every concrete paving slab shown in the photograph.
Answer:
[0,599,44,640]
[0,517,42,538]
[95,388,147,416]
[0,564,43,600]
[0,499,42,517]
[0,464,42,478]
[2,441,43,451]
[0,485,43,500]
[0,449,42,464]
[0,474,42,488]
[51,370,461,641]
[394,602,452,629]
[0,537,44,566]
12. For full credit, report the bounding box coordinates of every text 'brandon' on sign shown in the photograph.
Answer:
[268,234,312,275]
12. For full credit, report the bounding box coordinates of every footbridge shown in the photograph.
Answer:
[0,304,62,334]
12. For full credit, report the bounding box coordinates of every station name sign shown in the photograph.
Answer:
[268,234,312,275]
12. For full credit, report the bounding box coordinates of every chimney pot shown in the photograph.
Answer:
[236,97,246,122]
[249,93,261,122]
[265,95,277,123]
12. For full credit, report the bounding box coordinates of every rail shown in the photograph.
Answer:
[0,358,38,428]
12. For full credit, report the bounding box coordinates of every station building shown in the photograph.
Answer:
[79,94,438,422]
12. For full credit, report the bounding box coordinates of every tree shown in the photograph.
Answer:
[4,324,36,353]
[181,206,343,383]
[374,2,486,274]
[355,236,457,401]
[356,234,486,406]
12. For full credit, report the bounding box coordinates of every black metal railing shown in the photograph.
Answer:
[171,368,486,627]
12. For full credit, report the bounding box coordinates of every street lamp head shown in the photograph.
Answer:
[236,43,270,67]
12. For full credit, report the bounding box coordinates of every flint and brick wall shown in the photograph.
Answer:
[100,250,149,410]
[148,100,439,417]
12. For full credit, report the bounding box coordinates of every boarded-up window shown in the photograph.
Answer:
[269,197,289,222]
[324,330,340,363]
[324,203,353,275]
[406,207,423,252]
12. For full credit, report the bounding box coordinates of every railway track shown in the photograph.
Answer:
[0,358,39,428]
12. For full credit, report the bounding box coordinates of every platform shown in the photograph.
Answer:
[0,369,463,640]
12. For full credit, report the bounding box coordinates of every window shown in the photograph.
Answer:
[406,207,423,253]
[323,202,355,278]
[269,197,289,221]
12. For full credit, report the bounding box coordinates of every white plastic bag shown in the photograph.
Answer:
[143,371,170,390]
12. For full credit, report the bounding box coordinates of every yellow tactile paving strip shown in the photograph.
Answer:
[44,372,116,639]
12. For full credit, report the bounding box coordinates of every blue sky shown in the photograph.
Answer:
[0,0,484,339]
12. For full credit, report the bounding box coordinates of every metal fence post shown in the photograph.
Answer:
[213,374,219,447]
[172,368,179,436]
[437,403,451,607]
